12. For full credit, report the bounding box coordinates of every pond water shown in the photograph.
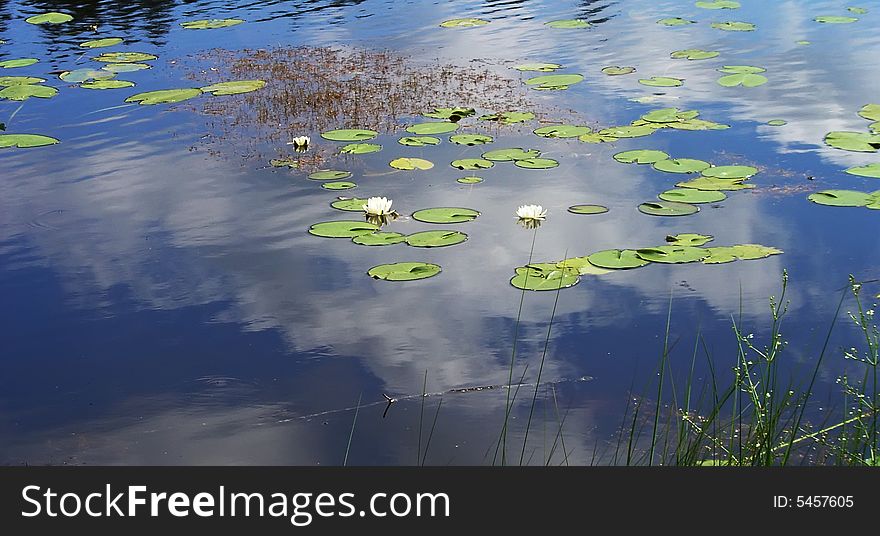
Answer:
[1,0,879,465]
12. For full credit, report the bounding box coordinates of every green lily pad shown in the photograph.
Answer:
[579,132,618,143]
[659,188,727,203]
[321,181,357,191]
[814,16,858,23]
[870,122,880,134]
[696,1,741,9]
[0,133,59,148]
[718,73,767,87]
[638,201,699,216]
[449,134,493,145]
[653,158,711,174]
[339,143,382,155]
[390,157,434,170]
[93,52,157,63]
[479,111,535,124]
[796,40,811,45]
[525,73,584,90]
[848,7,868,14]
[859,104,880,121]
[439,18,489,28]
[321,129,378,142]
[201,80,266,95]
[269,159,298,168]
[309,170,352,181]
[824,131,880,152]
[0,76,44,86]
[80,80,134,90]
[330,197,370,211]
[711,21,756,31]
[125,88,202,105]
[406,122,459,135]
[515,63,562,72]
[308,220,380,238]
[588,249,650,270]
[555,257,611,275]
[412,207,480,224]
[482,148,541,161]
[599,125,656,138]
[676,177,754,190]
[0,58,38,69]
[665,119,730,130]
[614,149,669,164]
[59,68,115,83]
[658,17,696,26]
[767,119,787,126]
[639,77,683,87]
[398,136,440,147]
[422,107,475,120]
[666,233,714,246]
[701,165,758,179]
[845,163,880,178]
[568,204,609,215]
[369,262,441,281]
[80,38,124,49]
[641,108,700,123]
[25,12,73,24]
[808,190,874,207]
[510,265,580,291]
[704,244,783,263]
[405,230,468,248]
[102,63,151,73]
[534,125,592,138]
[545,19,591,29]
[514,158,559,169]
[601,66,636,75]
[451,158,494,170]
[457,176,483,184]
[0,84,57,101]
[671,49,720,60]
[180,19,245,29]
[636,246,709,263]
[352,232,406,246]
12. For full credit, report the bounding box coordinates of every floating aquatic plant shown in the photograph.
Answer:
[601,66,636,75]
[363,197,395,216]
[533,125,592,138]
[0,84,57,101]
[25,12,72,24]
[449,134,493,145]
[638,201,700,217]
[405,230,468,248]
[545,19,591,29]
[125,88,202,105]
[80,38,124,49]
[514,63,562,72]
[439,18,489,28]
[0,133,59,148]
[639,76,683,87]
[671,49,720,60]
[94,52,157,63]
[339,142,379,154]
[568,205,608,215]
[181,19,245,29]
[711,21,756,31]
[658,18,696,26]
[368,262,441,281]
[412,207,480,224]
[0,58,38,69]
[201,80,266,95]
[321,129,378,142]
[80,80,134,90]
[390,157,434,170]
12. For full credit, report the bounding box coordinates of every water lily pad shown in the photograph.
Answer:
[666,233,714,246]
[638,201,699,216]
[510,265,580,291]
[545,19,591,29]
[180,19,245,29]
[406,122,459,135]
[352,232,406,246]
[704,244,782,263]
[579,132,618,143]
[870,122,880,134]
[848,7,868,14]
[0,59,38,69]
[642,108,700,123]
[25,12,73,24]
[339,143,382,154]
[808,190,874,207]
[639,77,683,87]
[482,148,541,161]
[711,21,756,31]
[125,88,202,105]
[767,119,787,126]
[308,220,379,238]
[696,1,741,9]
[390,157,434,170]
[555,257,611,275]
[515,158,559,169]
[859,104,880,121]
[671,49,720,60]
[80,80,134,90]
[796,40,811,45]
[0,133,59,148]
[369,262,441,281]
[0,84,57,101]
[269,159,298,168]
[440,18,489,28]
[525,73,584,90]
[201,80,266,95]
[412,207,480,224]
[653,158,711,174]
[717,73,767,87]
[330,197,370,211]
[80,38,124,49]
[814,16,858,23]
[659,188,727,203]
[515,63,562,72]
[599,125,656,138]
[701,165,758,179]
[658,17,696,26]
[588,249,650,269]
[568,204,609,215]
[309,170,352,181]
[451,158,494,170]
[94,52,157,63]
[457,176,483,184]
[102,63,151,73]
[614,149,669,164]
[449,134,493,145]
[666,119,730,130]
[676,177,754,190]
[601,66,636,75]
[636,246,709,263]
[405,230,468,248]
[534,125,592,138]
[321,181,357,190]
[422,107,475,120]
[59,68,115,83]
[845,163,880,178]
[479,111,535,124]
[399,136,440,147]
[0,76,44,86]
[824,131,880,152]
[321,129,378,142]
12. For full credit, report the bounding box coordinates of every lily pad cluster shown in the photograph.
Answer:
[578,107,729,146]
[0,75,57,101]
[824,104,880,152]
[808,190,880,210]
[125,80,266,105]
[716,65,767,87]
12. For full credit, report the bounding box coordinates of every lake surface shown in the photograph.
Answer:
[1,0,879,465]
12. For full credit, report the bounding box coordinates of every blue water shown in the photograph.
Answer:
[1,0,879,465]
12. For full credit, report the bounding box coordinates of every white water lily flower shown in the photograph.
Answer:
[516,204,547,221]
[290,135,310,149]
[363,196,394,216]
